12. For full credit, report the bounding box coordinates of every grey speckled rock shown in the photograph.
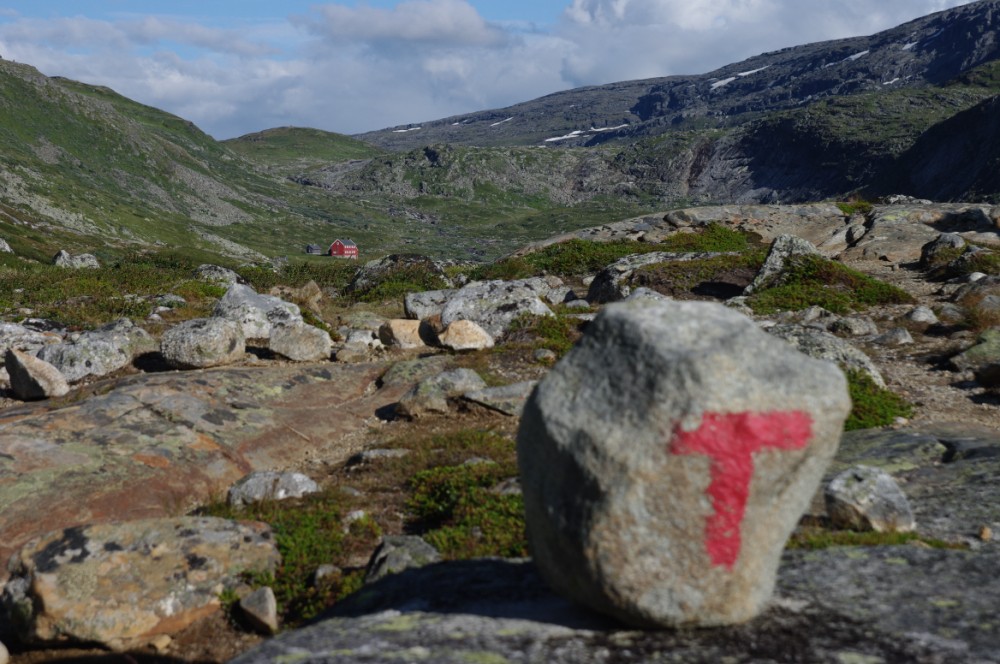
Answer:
[269,323,332,362]
[437,319,494,351]
[1,517,279,650]
[950,328,1000,372]
[227,471,320,507]
[239,587,278,635]
[364,536,441,584]
[213,284,302,339]
[744,235,821,295]
[160,318,245,369]
[396,368,487,418]
[825,465,915,533]
[404,289,456,320]
[0,323,61,358]
[5,348,69,400]
[463,380,537,416]
[36,318,155,382]
[52,250,99,269]
[440,279,555,338]
[193,264,245,287]
[518,299,850,628]
[767,323,885,387]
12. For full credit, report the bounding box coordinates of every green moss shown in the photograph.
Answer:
[845,369,914,431]
[748,255,914,315]
[347,264,450,304]
[631,250,766,297]
[835,200,874,216]
[502,313,584,358]
[787,527,966,550]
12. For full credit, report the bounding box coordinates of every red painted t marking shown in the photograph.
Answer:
[671,411,813,569]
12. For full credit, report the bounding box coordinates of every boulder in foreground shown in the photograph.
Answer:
[518,299,851,627]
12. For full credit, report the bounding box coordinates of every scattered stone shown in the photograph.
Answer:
[440,279,555,338]
[0,238,12,254]
[404,289,456,320]
[744,235,821,295]
[904,306,939,325]
[396,368,487,418]
[52,250,99,269]
[874,327,914,347]
[767,323,886,387]
[846,222,868,244]
[518,298,851,627]
[563,298,591,310]
[0,323,59,359]
[437,319,494,351]
[534,348,557,363]
[4,348,70,400]
[950,328,1000,372]
[36,318,154,382]
[156,294,187,308]
[968,271,988,283]
[335,329,384,363]
[378,320,426,349]
[463,380,538,416]
[919,233,966,269]
[825,466,916,533]
[213,284,302,339]
[346,449,411,467]
[149,635,172,654]
[270,280,323,314]
[1,517,280,650]
[239,587,279,635]
[828,316,879,337]
[160,318,246,370]
[588,252,733,303]
[270,323,333,362]
[193,264,245,287]
[364,536,441,584]
[227,471,320,507]
[313,565,341,586]
[626,286,672,303]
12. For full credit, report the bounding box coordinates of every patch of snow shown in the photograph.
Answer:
[452,122,461,126]
[591,124,629,133]
[490,117,513,127]
[846,50,869,62]
[544,130,586,143]
[737,66,769,77]
[543,123,630,143]
[883,78,900,85]
[711,76,737,90]
[392,127,422,133]
[902,42,918,51]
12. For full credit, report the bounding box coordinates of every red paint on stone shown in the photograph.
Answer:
[671,411,813,569]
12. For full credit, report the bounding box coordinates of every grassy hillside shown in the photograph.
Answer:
[223,127,386,175]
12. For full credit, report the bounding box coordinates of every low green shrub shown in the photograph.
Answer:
[347,264,450,304]
[844,369,914,431]
[503,313,584,357]
[787,527,965,550]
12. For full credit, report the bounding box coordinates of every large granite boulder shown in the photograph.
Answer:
[744,235,821,295]
[269,323,333,362]
[36,318,155,382]
[440,279,555,339]
[765,323,885,387]
[52,250,99,269]
[518,298,851,627]
[213,284,302,339]
[160,317,246,369]
[0,323,61,358]
[1,517,280,651]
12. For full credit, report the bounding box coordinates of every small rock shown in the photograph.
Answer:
[240,587,279,635]
[227,471,320,507]
[312,565,341,586]
[437,319,494,351]
[950,328,1000,372]
[396,368,487,418]
[52,250,100,269]
[767,323,886,387]
[0,238,12,254]
[968,271,988,283]
[919,233,966,269]
[378,320,427,349]
[825,466,916,533]
[364,536,441,584]
[903,306,939,325]
[37,318,155,382]
[980,526,993,542]
[846,223,868,244]
[160,318,246,370]
[828,316,879,337]
[744,235,821,295]
[874,328,914,347]
[534,348,557,363]
[269,323,333,362]
[193,264,245,286]
[5,348,70,400]
[149,635,172,653]
[404,289,456,320]
[463,381,538,416]
[214,284,303,339]
[346,449,411,466]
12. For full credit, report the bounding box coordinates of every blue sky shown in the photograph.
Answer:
[0,1,978,139]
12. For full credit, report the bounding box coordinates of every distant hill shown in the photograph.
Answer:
[223,127,385,175]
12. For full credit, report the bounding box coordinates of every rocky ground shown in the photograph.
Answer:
[3,201,1000,663]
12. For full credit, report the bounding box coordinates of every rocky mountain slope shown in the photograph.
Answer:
[2,201,1000,662]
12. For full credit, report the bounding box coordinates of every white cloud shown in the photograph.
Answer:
[0,0,981,138]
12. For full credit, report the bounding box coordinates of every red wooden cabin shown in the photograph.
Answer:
[329,239,359,259]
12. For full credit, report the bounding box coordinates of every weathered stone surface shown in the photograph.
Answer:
[745,235,821,295]
[378,319,427,349]
[0,238,11,254]
[462,380,537,416]
[364,536,442,584]
[213,284,302,339]
[239,587,279,636]
[518,299,850,627]
[335,329,385,363]
[4,349,69,400]
[160,318,246,369]
[950,328,1000,372]
[874,327,914,347]
[904,305,940,325]
[270,280,323,314]
[766,323,885,387]
[269,323,333,362]
[36,318,155,382]
[52,250,99,269]
[825,466,916,533]
[396,368,487,418]
[845,205,989,264]
[346,254,449,295]
[587,252,734,303]
[1,517,280,650]
[827,315,878,337]
[232,550,1000,664]
[404,289,456,320]
[919,232,967,269]
[0,362,411,586]
[227,471,320,507]
[437,319,494,351]
[193,264,245,286]
[0,323,61,358]
[440,279,555,339]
